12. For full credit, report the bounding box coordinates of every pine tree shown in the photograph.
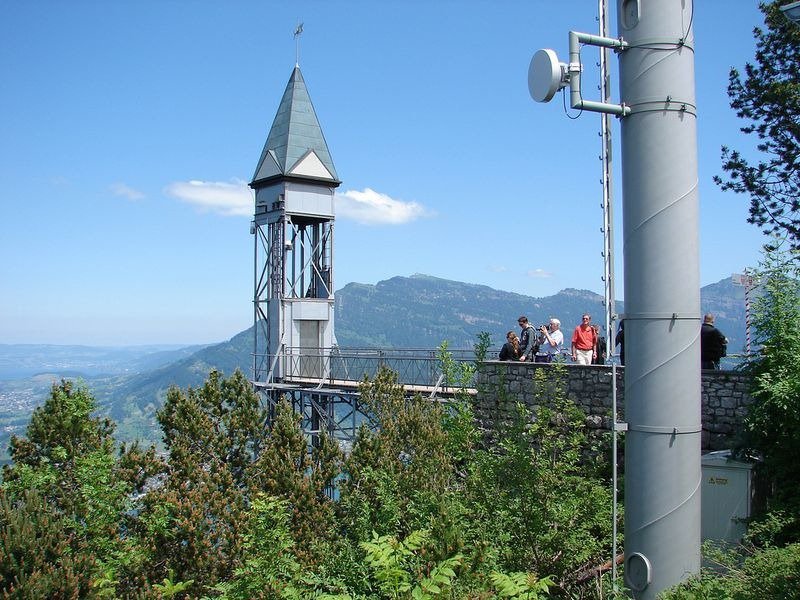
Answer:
[247,397,342,567]
[141,369,263,593]
[1,380,159,597]
[3,378,115,484]
[337,368,458,555]
[714,1,800,250]
[0,488,99,599]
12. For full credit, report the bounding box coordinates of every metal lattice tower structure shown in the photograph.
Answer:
[247,66,475,446]
[250,65,340,388]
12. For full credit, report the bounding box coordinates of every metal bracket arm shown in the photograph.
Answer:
[568,31,631,117]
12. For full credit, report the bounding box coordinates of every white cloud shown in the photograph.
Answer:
[335,188,433,225]
[527,268,553,279]
[110,182,145,201]
[162,181,429,223]
[488,265,509,273]
[164,179,252,217]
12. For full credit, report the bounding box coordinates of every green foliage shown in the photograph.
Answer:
[247,396,342,565]
[144,371,343,596]
[437,340,476,393]
[360,529,463,600]
[662,542,800,600]
[2,354,620,599]
[438,340,482,468]
[416,555,463,600]
[488,571,555,599]
[338,358,613,598]
[216,493,354,600]
[215,495,303,600]
[336,368,471,596]
[745,509,800,549]
[344,367,454,519]
[0,487,97,598]
[473,331,492,363]
[3,379,116,487]
[157,368,268,487]
[1,380,158,597]
[714,1,800,250]
[464,366,614,589]
[739,245,800,542]
[440,396,480,472]
[136,369,265,594]
[360,530,427,598]
[153,571,195,599]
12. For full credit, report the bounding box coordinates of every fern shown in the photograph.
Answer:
[412,554,463,599]
[153,570,195,598]
[489,571,554,599]
[360,529,464,599]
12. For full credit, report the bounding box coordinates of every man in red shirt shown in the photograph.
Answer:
[571,314,597,365]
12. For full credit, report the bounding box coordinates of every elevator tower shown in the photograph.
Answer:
[250,66,340,386]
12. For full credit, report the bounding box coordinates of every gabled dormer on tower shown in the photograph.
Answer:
[251,66,340,384]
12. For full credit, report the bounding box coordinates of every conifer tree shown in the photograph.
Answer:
[0,488,98,598]
[3,378,115,485]
[247,397,342,566]
[714,1,800,250]
[157,369,268,487]
[141,369,263,593]
[1,380,159,597]
[338,368,457,550]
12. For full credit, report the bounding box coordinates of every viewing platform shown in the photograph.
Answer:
[253,346,479,397]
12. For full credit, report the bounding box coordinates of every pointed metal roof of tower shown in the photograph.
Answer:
[251,66,340,186]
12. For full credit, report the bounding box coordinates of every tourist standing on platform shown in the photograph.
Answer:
[534,318,564,363]
[592,324,607,365]
[615,319,625,366]
[571,314,597,365]
[517,316,537,362]
[701,313,728,370]
[499,331,520,361]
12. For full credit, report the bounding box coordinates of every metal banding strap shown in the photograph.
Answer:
[626,100,698,117]
[628,424,702,435]
[625,37,695,50]
[618,312,701,321]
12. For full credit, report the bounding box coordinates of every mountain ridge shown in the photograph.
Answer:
[0,274,748,456]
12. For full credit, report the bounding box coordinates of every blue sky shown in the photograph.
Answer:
[1,1,767,346]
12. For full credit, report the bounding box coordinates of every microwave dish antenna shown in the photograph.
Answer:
[528,48,567,102]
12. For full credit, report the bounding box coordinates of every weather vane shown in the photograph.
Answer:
[294,22,304,66]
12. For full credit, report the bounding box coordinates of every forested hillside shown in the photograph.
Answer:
[335,274,613,349]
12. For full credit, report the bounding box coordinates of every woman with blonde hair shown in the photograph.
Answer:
[499,330,520,361]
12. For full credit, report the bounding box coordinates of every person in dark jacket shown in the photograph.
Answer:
[499,331,520,361]
[701,313,727,370]
[615,319,625,366]
[516,316,537,361]
[592,324,607,365]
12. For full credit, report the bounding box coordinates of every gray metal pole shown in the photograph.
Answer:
[597,0,621,583]
[617,1,701,597]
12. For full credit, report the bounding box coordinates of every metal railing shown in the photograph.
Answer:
[256,346,477,388]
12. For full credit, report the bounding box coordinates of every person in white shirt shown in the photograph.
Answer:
[535,318,564,363]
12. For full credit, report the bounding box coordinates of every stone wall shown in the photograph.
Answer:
[476,362,752,452]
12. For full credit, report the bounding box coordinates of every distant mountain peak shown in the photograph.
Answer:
[557,287,603,299]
